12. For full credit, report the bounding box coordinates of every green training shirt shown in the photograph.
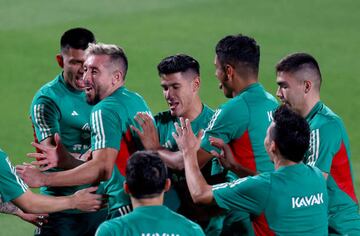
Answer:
[304,101,360,234]
[201,83,277,174]
[95,205,205,236]
[90,86,151,214]
[30,73,92,197]
[213,163,328,235]
[0,149,28,203]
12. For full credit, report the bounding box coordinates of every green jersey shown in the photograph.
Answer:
[0,150,27,203]
[90,86,151,214]
[30,73,92,197]
[201,83,277,174]
[95,205,205,236]
[213,163,328,235]
[304,101,360,234]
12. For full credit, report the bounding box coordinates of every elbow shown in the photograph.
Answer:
[191,190,212,205]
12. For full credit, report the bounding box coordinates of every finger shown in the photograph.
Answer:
[174,122,182,135]
[179,117,185,129]
[134,114,144,126]
[185,118,191,134]
[38,165,53,172]
[130,125,143,136]
[27,153,46,159]
[54,133,61,147]
[210,150,221,158]
[31,160,49,166]
[172,132,179,141]
[31,142,48,152]
[197,129,204,139]
[86,186,99,193]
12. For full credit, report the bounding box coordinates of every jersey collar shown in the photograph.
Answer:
[305,101,323,122]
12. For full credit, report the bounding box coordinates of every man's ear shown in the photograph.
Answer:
[192,76,200,91]
[56,54,64,68]
[225,64,234,81]
[164,178,171,192]
[304,80,312,94]
[112,70,124,85]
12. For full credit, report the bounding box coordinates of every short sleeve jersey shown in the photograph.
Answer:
[213,163,328,235]
[0,150,28,203]
[95,205,205,236]
[30,73,92,197]
[90,87,151,213]
[201,83,278,173]
[304,101,360,234]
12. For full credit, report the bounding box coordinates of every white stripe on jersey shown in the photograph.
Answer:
[202,109,222,139]
[92,110,106,149]
[33,104,51,140]
[5,157,28,192]
[307,129,320,167]
[212,177,248,191]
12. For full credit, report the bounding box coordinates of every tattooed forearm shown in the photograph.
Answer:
[0,199,19,214]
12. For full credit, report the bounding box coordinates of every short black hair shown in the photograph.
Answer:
[126,151,168,199]
[157,54,200,76]
[215,34,260,76]
[60,27,95,51]
[271,105,310,162]
[276,52,322,88]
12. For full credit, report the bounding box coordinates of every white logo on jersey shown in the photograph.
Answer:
[291,193,324,208]
[82,123,90,131]
[71,111,79,116]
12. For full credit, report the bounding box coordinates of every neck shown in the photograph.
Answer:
[131,194,164,209]
[101,82,124,100]
[300,95,320,118]
[273,156,298,170]
[182,96,203,121]
[232,76,258,96]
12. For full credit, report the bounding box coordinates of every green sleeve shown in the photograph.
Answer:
[30,96,61,142]
[201,99,249,153]
[91,106,122,151]
[0,151,28,202]
[308,121,342,173]
[212,174,270,215]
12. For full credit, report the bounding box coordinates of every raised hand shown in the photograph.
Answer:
[27,133,67,171]
[172,117,203,156]
[131,112,161,150]
[16,163,46,188]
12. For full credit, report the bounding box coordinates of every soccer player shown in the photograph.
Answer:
[95,150,205,236]
[131,54,223,233]
[275,52,360,235]
[0,149,102,216]
[173,105,329,235]
[27,27,108,236]
[17,43,152,220]
[201,34,278,235]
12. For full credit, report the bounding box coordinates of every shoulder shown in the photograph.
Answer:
[96,218,127,235]
[167,210,204,233]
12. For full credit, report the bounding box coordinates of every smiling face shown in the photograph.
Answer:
[276,72,307,115]
[160,72,199,118]
[58,48,86,90]
[83,54,115,105]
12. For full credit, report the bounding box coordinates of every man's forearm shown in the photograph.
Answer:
[183,149,213,204]
[0,200,18,215]
[45,158,106,187]
[158,149,184,170]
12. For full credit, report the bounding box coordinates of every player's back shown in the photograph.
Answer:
[264,163,328,235]
[95,205,205,236]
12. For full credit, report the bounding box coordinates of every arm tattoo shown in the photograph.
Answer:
[0,199,19,215]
